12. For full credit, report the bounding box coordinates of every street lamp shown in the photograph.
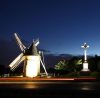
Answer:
[81,43,90,71]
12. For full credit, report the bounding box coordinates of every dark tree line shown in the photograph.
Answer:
[48,55,100,75]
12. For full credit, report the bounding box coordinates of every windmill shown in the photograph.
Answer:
[9,33,48,78]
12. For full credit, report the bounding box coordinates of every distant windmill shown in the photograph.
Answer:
[9,33,48,78]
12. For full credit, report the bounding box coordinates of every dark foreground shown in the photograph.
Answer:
[0,78,100,98]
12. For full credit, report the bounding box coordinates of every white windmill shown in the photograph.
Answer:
[9,33,48,78]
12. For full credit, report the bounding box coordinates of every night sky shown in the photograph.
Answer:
[1,0,100,55]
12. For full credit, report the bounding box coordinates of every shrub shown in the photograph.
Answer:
[90,71,100,79]
[66,72,80,78]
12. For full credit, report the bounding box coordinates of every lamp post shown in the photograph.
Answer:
[81,43,90,71]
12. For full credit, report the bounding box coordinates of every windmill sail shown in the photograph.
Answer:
[14,33,26,52]
[9,53,24,71]
[34,39,39,46]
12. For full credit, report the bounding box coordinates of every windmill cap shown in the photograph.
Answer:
[24,42,38,55]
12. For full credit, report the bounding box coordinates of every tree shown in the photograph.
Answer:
[55,57,82,72]
[97,61,100,71]
[55,60,67,70]
[75,59,82,71]
[67,57,82,72]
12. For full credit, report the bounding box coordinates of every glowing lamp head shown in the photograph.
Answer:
[81,43,89,49]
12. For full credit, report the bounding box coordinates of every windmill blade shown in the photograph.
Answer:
[12,56,25,71]
[9,53,24,71]
[14,33,26,52]
[34,38,39,46]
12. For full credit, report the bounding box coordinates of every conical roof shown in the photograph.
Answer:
[24,42,38,55]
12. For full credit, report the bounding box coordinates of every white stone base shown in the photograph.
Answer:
[24,56,40,78]
[81,62,90,71]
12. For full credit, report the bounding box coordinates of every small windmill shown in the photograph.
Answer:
[9,33,48,78]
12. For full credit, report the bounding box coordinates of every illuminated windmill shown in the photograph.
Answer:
[81,43,90,71]
[9,33,48,78]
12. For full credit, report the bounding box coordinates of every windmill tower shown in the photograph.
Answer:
[9,33,48,78]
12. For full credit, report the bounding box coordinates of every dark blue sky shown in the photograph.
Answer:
[0,0,100,55]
